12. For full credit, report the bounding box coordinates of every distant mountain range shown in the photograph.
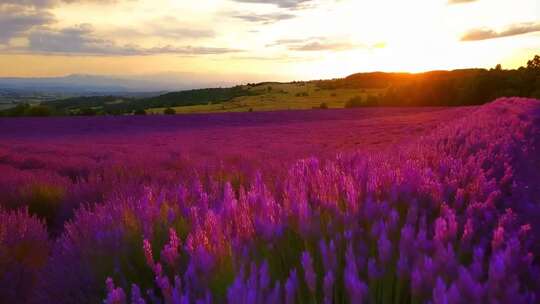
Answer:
[0,72,283,94]
[0,75,180,93]
[0,73,264,106]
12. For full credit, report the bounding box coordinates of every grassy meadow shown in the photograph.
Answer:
[147,82,385,114]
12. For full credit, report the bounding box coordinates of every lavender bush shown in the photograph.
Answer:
[0,208,49,303]
[1,98,539,303]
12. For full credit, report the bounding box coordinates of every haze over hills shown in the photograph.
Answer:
[0,72,288,93]
[0,72,284,108]
[0,75,193,93]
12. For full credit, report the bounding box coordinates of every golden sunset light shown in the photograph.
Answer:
[0,0,538,80]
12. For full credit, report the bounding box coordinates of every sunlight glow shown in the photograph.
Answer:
[0,0,538,79]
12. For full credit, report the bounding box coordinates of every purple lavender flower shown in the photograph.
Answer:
[320,239,337,273]
[377,231,392,264]
[161,228,181,267]
[285,269,298,304]
[105,277,126,304]
[267,281,282,304]
[143,239,154,268]
[259,261,271,292]
[131,284,146,304]
[7,98,540,303]
[432,277,448,304]
[323,271,334,304]
[301,251,317,293]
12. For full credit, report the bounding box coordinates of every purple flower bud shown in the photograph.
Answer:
[259,261,270,291]
[397,254,409,279]
[367,257,380,280]
[387,208,400,232]
[434,204,457,244]
[227,278,242,303]
[268,281,282,304]
[399,224,415,257]
[104,277,126,304]
[411,268,423,296]
[131,284,146,304]
[491,226,505,251]
[320,239,337,272]
[461,218,474,245]
[143,239,154,268]
[247,289,257,304]
[301,251,317,293]
[488,253,506,282]
[377,231,392,264]
[285,269,298,304]
[161,228,181,267]
[323,271,334,304]
[432,277,448,304]
[456,267,484,301]
[344,273,368,304]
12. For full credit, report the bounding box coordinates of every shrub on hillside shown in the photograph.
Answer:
[164,108,176,115]
[78,108,97,116]
[26,105,52,117]
[365,95,379,106]
[345,96,364,108]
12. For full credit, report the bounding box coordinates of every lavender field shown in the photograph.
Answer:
[1,98,540,303]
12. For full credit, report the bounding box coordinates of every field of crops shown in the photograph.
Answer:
[1,98,539,303]
[147,82,385,114]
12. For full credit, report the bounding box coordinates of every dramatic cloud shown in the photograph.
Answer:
[149,17,215,39]
[0,0,125,44]
[461,22,540,41]
[0,0,55,7]
[231,12,295,24]
[231,54,315,62]
[0,0,121,8]
[24,24,242,55]
[447,0,477,4]
[267,37,323,47]
[268,37,383,52]
[289,41,358,51]
[116,17,215,40]
[0,5,54,43]
[231,0,314,9]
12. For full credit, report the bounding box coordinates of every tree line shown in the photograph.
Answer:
[2,55,539,117]
[322,55,540,107]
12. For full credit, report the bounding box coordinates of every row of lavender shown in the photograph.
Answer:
[1,98,539,303]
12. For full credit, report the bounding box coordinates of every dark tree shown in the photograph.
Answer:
[79,108,97,116]
[345,96,364,108]
[26,105,52,117]
[365,95,379,106]
[527,55,540,70]
[164,108,176,115]
[4,104,30,116]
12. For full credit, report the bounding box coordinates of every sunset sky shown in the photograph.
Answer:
[0,0,539,82]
